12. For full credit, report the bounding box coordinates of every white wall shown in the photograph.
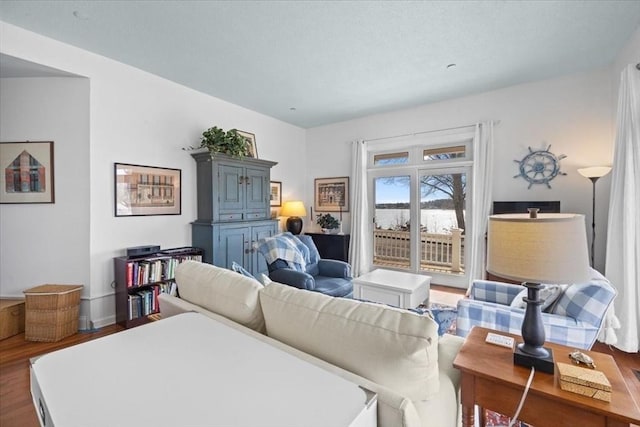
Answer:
[306,67,615,273]
[0,77,90,305]
[0,22,306,327]
[612,25,639,79]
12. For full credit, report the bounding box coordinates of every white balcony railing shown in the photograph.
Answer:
[373,229,465,273]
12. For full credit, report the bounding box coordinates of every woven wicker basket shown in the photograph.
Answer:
[23,284,83,342]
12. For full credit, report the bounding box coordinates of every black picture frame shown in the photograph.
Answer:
[114,163,181,217]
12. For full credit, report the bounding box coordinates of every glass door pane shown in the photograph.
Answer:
[373,175,411,269]
[419,172,466,276]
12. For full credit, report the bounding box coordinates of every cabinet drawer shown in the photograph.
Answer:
[218,212,244,221]
[245,212,267,220]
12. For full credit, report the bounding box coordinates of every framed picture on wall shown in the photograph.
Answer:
[0,141,55,204]
[114,163,181,217]
[314,176,349,213]
[270,181,282,207]
[236,130,258,159]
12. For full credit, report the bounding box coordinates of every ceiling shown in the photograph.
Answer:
[1,1,639,128]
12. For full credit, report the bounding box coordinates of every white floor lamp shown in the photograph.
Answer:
[577,166,612,267]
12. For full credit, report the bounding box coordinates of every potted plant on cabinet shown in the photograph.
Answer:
[316,213,340,234]
[184,126,249,158]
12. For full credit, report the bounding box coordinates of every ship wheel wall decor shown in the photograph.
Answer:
[514,145,567,189]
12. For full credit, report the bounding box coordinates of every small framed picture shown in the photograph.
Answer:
[236,130,258,158]
[114,163,181,217]
[270,181,282,207]
[0,141,55,204]
[315,176,349,212]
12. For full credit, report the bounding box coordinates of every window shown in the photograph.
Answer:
[423,145,466,161]
[368,137,473,287]
[373,151,409,166]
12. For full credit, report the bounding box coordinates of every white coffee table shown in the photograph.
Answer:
[353,269,430,309]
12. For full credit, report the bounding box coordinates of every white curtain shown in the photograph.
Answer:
[605,64,640,353]
[348,140,371,277]
[466,121,495,289]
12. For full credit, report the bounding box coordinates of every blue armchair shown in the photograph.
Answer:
[456,269,617,350]
[256,233,353,298]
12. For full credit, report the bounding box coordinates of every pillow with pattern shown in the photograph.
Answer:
[509,284,567,312]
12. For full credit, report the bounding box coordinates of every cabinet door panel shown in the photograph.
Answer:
[245,167,269,214]
[216,226,250,269]
[251,223,278,275]
[219,164,245,214]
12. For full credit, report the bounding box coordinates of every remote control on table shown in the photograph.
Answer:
[485,332,515,348]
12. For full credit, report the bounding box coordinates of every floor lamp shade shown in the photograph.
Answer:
[487,213,591,373]
[281,201,307,235]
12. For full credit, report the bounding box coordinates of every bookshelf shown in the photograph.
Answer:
[114,246,203,328]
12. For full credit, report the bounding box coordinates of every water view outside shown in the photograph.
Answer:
[375,208,462,233]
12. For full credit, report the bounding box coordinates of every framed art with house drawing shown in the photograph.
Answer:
[0,141,55,204]
[314,177,349,213]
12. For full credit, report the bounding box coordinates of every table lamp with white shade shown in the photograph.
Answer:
[487,212,591,373]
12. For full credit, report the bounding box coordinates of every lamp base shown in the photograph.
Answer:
[286,217,303,235]
[514,344,555,374]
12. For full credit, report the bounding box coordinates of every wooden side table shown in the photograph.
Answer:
[453,327,640,427]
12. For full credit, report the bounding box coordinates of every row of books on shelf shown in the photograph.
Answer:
[126,253,202,287]
[127,282,177,320]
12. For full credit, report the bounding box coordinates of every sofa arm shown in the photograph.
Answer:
[469,280,523,304]
[438,334,465,391]
[317,259,352,279]
[158,294,201,317]
[269,269,316,291]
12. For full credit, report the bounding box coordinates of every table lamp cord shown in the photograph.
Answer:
[508,367,535,427]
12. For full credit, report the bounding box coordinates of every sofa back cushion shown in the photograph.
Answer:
[176,261,265,332]
[259,282,440,402]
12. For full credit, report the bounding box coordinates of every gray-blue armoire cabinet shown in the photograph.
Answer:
[190,151,279,275]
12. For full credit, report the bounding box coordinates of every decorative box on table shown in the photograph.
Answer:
[557,362,612,402]
[23,284,83,342]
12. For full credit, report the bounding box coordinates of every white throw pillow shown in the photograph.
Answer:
[259,282,440,402]
[175,261,265,332]
[509,284,566,312]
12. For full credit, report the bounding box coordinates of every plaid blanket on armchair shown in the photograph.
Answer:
[254,234,307,272]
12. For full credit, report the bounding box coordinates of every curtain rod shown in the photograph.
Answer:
[363,120,500,143]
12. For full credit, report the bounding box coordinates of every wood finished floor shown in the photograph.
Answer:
[1,288,638,427]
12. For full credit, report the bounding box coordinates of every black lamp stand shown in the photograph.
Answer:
[514,282,554,374]
[587,176,600,267]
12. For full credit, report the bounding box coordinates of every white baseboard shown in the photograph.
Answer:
[90,315,116,330]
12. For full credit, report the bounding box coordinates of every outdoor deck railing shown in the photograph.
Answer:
[373,229,465,273]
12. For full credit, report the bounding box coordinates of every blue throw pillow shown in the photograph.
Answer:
[551,280,616,325]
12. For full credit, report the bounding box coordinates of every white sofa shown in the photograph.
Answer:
[159,261,465,427]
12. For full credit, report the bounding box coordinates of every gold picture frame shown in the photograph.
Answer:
[236,130,258,158]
